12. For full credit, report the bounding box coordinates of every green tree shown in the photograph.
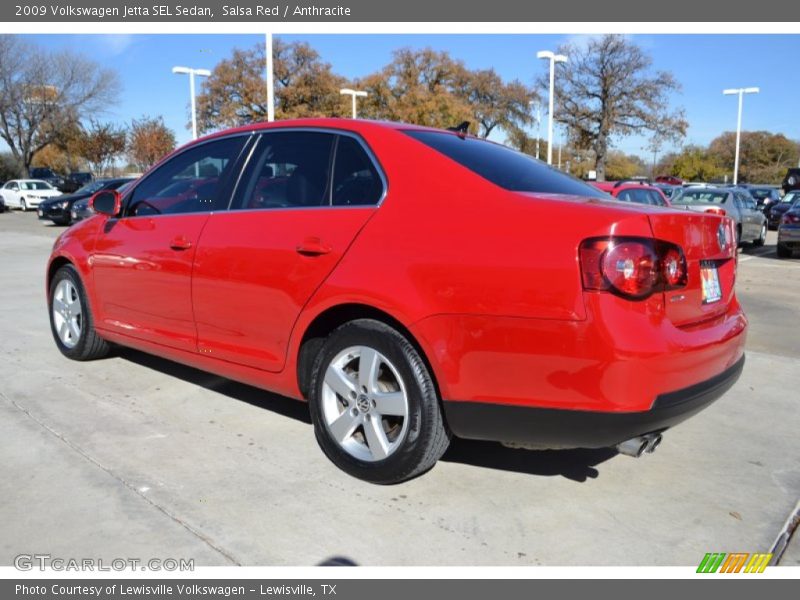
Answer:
[551,34,686,181]
[709,131,799,184]
[670,145,724,182]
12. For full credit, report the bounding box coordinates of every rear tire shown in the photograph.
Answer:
[777,243,792,258]
[753,223,766,247]
[308,319,450,484]
[49,265,110,361]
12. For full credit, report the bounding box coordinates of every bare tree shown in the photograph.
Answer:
[0,36,119,176]
[550,35,686,181]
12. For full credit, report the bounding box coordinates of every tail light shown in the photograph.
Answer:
[704,207,727,216]
[782,213,800,225]
[579,237,687,300]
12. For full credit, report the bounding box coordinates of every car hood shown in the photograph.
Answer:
[39,191,89,206]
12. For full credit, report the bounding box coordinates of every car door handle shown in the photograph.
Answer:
[296,237,332,256]
[169,236,193,251]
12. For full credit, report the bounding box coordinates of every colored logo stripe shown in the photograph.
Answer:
[697,552,772,573]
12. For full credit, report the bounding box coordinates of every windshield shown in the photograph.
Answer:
[20,181,54,191]
[749,188,773,200]
[403,130,606,197]
[76,181,107,194]
[780,193,798,204]
[672,190,728,204]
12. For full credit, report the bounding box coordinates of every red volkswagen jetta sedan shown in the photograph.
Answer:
[46,119,746,483]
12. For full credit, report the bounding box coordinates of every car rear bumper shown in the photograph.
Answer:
[778,224,800,246]
[442,355,744,448]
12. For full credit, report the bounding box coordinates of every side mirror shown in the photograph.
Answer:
[90,190,121,217]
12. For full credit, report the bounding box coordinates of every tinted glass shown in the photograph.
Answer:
[126,136,246,216]
[332,136,383,206]
[233,132,335,210]
[616,188,654,205]
[404,130,605,197]
[673,190,728,205]
[20,181,54,190]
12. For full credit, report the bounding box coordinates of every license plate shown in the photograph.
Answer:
[700,263,722,304]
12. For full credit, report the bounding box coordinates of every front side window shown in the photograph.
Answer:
[403,130,605,197]
[232,131,335,210]
[125,136,246,217]
[21,181,54,191]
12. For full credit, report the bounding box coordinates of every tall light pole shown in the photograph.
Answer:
[529,100,542,160]
[340,88,368,118]
[265,33,275,122]
[537,50,568,166]
[722,87,759,185]
[172,66,211,139]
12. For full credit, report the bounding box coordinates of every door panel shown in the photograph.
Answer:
[190,130,384,372]
[90,135,249,351]
[92,214,210,350]
[191,208,375,371]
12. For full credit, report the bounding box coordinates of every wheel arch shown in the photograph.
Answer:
[295,303,444,404]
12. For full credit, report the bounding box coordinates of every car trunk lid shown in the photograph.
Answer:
[647,211,737,327]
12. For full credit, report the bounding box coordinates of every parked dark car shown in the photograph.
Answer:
[29,167,67,192]
[61,172,94,194]
[768,190,800,229]
[70,180,135,223]
[777,195,800,258]
[37,178,135,225]
[0,195,5,213]
[745,186,782,214]
[653,183,679,198]
[782,168,800,194]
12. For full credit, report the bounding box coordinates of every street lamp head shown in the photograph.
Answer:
[554,54,569,63]
[195,69,212,78]
[172,66,191,75]
[723,87,760,95]
[340,88,368,97]
[536,50,554,60]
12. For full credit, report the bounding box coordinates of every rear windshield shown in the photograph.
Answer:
[673,190,728,204]
[403,130,605,197]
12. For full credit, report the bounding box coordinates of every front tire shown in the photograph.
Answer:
[20,199,27,212]
[308,319,450,484]
[49,265,110,360]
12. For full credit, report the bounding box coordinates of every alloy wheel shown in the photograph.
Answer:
[52,279,82,348]
[320,345,409,462]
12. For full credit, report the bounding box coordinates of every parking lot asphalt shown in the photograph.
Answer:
[1,210,798,567]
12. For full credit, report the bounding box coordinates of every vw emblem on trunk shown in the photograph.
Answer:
[717,223,729,251]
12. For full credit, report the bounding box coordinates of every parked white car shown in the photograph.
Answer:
[0,179,62,211]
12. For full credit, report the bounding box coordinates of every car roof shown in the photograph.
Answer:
[195,117,469,145]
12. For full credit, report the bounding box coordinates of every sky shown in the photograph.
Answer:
[9,33,800,160]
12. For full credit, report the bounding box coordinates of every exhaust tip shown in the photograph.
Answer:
[616,433,663,458]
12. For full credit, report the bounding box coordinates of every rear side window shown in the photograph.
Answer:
[403,130,605,197]
[232,131,335,210]
[126,136,246,216]
[332,136,383,206]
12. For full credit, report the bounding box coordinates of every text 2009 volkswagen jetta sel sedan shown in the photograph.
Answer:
[46,119,746,484]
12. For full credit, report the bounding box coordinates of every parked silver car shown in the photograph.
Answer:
[671,187,767,246]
